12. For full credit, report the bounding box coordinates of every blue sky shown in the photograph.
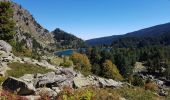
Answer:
[13,0,170,40]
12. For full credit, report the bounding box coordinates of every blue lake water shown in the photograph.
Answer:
[55,48,112,56]
[55,49,75,56]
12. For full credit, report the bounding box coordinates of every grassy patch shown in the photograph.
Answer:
[50,57,64,66]
[50,56,73,67]
[7,62,53,78]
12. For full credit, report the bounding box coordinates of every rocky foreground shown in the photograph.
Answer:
[2,68,123,99]
[0,40,123,99]
[1,40,170,100]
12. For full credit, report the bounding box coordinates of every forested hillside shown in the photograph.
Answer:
[112,32,170,48]
[52,28,86,49]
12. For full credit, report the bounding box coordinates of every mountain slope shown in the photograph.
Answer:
[0,0,84,54]
[12,1,54,48]
[86,22,170,46]
[124,22,170,37]
[86,35,121,46]
[52,28,85,49]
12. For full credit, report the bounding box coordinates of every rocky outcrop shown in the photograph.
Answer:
[73,74,92,88]
[97,77,123,88]
[34,69,74,88]
[12,1,54,48]
[0,40,56,76]
[2,67,123,97]
[0,40,12,53]
[0,40,14,76]
[138,73,169,96]
[2,77,35,95]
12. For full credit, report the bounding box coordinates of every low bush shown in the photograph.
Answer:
[145,82,158,92]
[57,86,166,100]
[57,87,120,100]
[132,75,144,86]
[0,90,27,100]
[60,61,72,67]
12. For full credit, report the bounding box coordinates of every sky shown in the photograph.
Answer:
[12,0,170,40]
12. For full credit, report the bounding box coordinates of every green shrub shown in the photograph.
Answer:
[0,76,6,85]
[132,75,144,86]
[60,61,72,67]
[0,2,15,42]
[7,62,53,78]
[102,60,123,81]
[60,57,73,67]
[12,40,33,57]
[91,63,101,76]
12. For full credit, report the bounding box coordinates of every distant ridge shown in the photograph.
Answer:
[86,22,170,46]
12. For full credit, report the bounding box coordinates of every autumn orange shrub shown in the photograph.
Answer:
[70,52,91,75]
[145,82,158,92]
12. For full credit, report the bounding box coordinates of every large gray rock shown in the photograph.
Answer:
[2,77,35,95]
[0,40,12,53]
[98,77,123,88]
[87,75,100,87]
[33,68,79,89]
[73,75,92,88]
[22,57,32,63]
[55,67,77,77]
[20,74,34,83]
[34,72,68,88]
[158,89,168,96]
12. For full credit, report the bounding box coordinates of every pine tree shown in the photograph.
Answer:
[0,1,15,42]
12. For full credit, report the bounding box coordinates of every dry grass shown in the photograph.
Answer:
[145,82,158,92]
